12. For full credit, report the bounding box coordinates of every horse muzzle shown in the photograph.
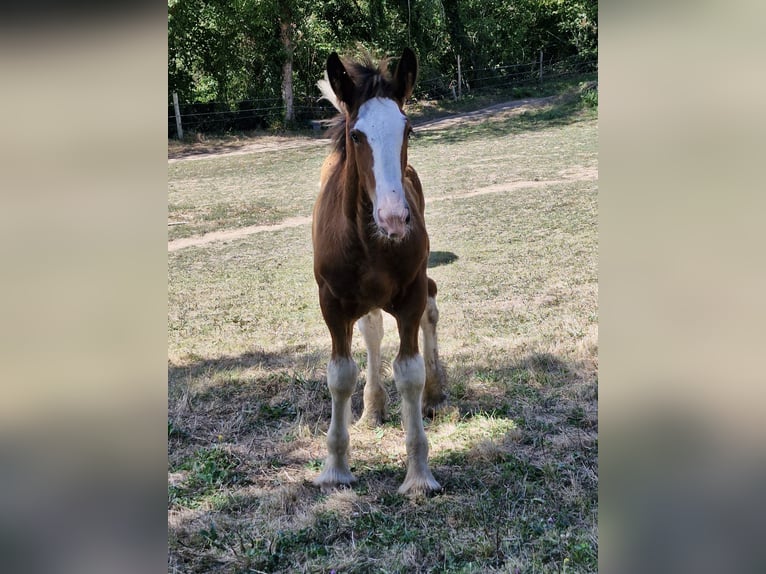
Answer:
[376,204,411,240]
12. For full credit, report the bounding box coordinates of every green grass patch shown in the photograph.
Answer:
[169,447,247,510]
[168,145,324,240]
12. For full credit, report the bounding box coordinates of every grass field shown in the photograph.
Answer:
[168,89,598,573]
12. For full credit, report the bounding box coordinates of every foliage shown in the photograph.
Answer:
[168,0,597,112]
[580,81,597,108]
[168,447,245,508]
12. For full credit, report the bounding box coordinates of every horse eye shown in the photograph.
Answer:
[350,131,360,144]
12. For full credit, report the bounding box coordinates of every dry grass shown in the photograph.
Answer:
[168,95,598,573]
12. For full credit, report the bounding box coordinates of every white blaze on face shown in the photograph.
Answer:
[354,97,410,238]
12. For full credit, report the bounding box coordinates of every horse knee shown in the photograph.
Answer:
[327,357,358,398]
[394,355,425,400]
[421,295,439,328]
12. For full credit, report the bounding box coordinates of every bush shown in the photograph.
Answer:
[579,81,598,108]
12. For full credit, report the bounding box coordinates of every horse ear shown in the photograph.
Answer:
[327,52,355,109]
[393,47,418,104]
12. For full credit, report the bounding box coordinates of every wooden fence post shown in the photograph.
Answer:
[457,55,462,99]
[539,50,544,84]
[172,92,184,140]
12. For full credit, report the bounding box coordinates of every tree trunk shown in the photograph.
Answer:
[280,20,295,123]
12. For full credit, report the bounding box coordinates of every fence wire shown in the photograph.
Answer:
[169,56,596,135]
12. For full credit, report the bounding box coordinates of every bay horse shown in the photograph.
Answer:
[312,48,447,495]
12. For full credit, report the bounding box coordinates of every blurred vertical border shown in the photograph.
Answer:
[0,4,167,574]
[2,1,766,573]
[601,0,766,572]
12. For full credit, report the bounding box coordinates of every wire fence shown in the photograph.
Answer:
[168,54,596,137]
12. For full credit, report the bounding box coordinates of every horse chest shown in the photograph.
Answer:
[321,261,401,309]
[358,269,397,304]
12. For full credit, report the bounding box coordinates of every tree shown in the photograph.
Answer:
[278,1,296,122]
[168,0,242,102]
[168,0,598,128]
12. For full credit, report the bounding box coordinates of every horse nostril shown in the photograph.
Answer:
[404,209,411,224]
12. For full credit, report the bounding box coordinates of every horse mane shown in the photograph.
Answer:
[317,50,395,154]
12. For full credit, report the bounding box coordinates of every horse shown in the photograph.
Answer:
[311,48,447,495]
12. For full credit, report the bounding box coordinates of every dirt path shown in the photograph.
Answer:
[414,95,562,132]
[167,94,566,163]
[168,136,327,163]
[168,216,313,252]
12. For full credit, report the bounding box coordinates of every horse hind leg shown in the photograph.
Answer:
[357,309,388,426]
[420,278,447,417]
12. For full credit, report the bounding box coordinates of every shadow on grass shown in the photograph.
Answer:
[167,345,331,452]
[428,250,459,268]
[168,347,594,468]
[168,348,297,383]
[345,351,594,491]
[349,348,598,566]
[169,349,598,573]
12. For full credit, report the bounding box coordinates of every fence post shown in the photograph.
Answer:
[172,92,184,140]
[539,50,543,84]
[457,55,462,99]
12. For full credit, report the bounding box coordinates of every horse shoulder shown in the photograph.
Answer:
[320,150,342,189]
[314,153,346,237]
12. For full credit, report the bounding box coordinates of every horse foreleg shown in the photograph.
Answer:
[314,298,358,491]
[314,355,358,491]
[394,353,441,494]
[357,308,387,426]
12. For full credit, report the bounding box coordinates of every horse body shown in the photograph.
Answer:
[311,48,446,495]
[313,165,427,315]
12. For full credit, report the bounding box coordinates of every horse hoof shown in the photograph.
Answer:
[398,472,441,496]
[313,467,357,492]
[355,410,386,428]
[422,394,447,418]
